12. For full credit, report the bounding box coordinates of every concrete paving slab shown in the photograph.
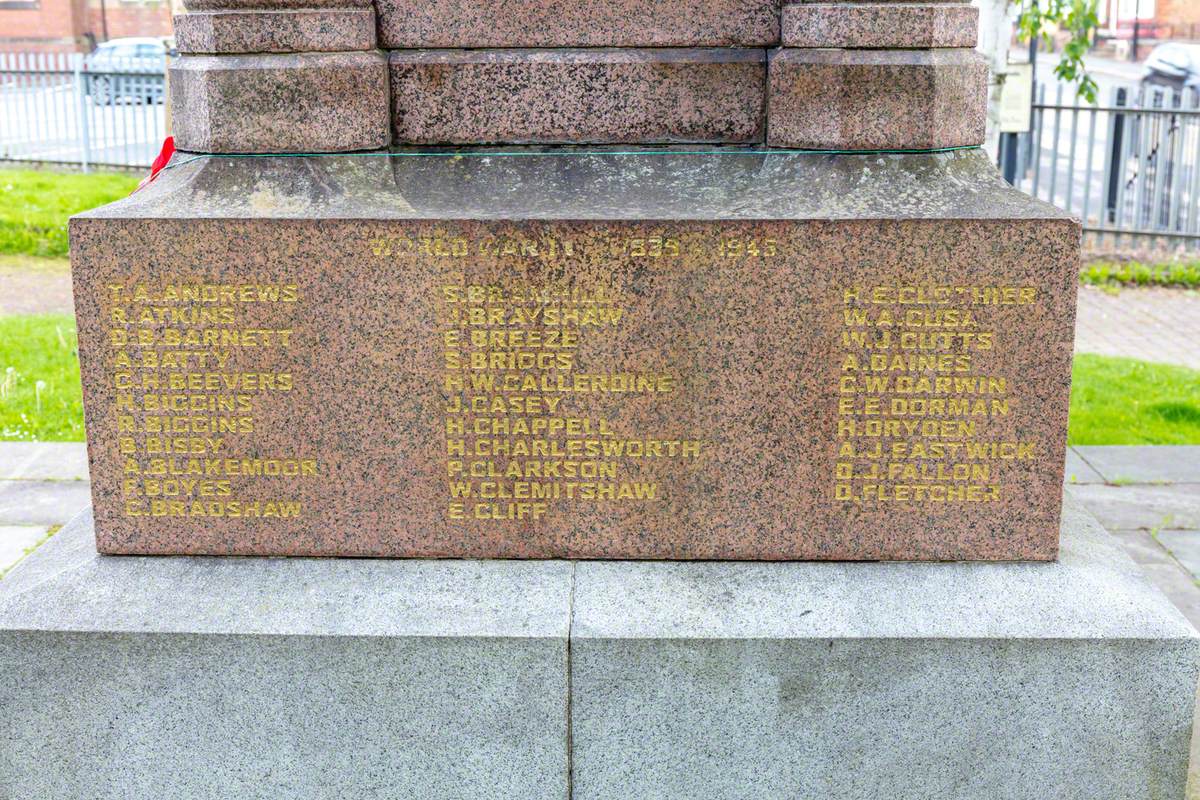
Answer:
[1065,447,1106,484]
[0,525,51,575]
[0,480,92,526]
[1157,530,1200,582]
[1075,446,1200,485]
[1108,529,1200,630]
[1066,483,1200,531]
[0,442,89,481]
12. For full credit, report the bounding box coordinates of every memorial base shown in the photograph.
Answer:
[1,498,1196,799]
[71,149,1079,561]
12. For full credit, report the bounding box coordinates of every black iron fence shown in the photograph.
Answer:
[1001,82,1200,250]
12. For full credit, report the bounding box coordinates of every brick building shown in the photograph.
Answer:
[1097,0,1200,45]
[0,0,173,53]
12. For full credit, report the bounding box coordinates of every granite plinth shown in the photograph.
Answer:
[3,501,1198,799]
[781,2,978,48]
[71,149,1078,560]
[571,498,1200,800]
[0,511,571,800]
[388,49,766,145]
[768,48,988,150]
[169,52,390,153]
[182,0,369,9]
[376,0,780,47]
[175,9,376,54]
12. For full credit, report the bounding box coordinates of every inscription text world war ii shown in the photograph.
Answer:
[98,233,1039,524]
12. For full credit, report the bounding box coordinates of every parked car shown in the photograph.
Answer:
[85,37,169,105]
[1140,42,1200,92]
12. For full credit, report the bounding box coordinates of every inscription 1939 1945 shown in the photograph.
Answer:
[71,216,1077,561]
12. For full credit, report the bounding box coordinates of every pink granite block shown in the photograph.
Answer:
[782,3,978,48]
[174,9,376,54]
[768,48,988,150]
[182,0,369,10]
[69,149,1080,561]
[389,48,766,145]
[170,52,390,153]
[377,0,781,47]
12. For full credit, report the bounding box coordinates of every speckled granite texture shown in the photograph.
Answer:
[782,2,978,48]
[768,48,988,150]
[571,498,1200,800]
[175,9,376,54]
[170,52,390,153]
[70,149,1079,560]
[389,49,766,144]
[182,0,370,9]
[4,501,1197,798]
[376,0,780,47]
[0,511,572,800]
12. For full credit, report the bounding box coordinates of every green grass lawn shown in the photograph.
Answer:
[1069,354,1200,445]
[0,169,138,259]
[0,314,84,441]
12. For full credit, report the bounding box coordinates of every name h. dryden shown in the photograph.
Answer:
[834,282,1040,506]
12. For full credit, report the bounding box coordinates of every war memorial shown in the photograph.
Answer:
[1,0,1198,797]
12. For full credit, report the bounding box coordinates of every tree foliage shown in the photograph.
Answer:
[1016,0,1101,102]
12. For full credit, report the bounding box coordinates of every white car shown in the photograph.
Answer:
[84,37,170,105]
[1140,42,1200,92]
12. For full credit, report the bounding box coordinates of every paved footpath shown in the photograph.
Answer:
[0,257,74,316]
[0,442,91,574]
[1074,285,1200,369]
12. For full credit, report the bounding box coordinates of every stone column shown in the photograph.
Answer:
[169,0,391,153]
[768,0,989,150]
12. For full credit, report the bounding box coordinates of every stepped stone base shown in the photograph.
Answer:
[388,48,766,144]
[1,499,1196,799]
[781,3,979,49]
[169,52,390,153]
[72,149,1076,560]
[768,48,988,150]
[174,9,377,54]
[376,0,781,47]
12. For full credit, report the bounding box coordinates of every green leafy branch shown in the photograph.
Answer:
[1016,0,1101,102]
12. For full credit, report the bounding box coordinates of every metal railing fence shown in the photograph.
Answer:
[1001,82,1200,250]
[0,51,167,171]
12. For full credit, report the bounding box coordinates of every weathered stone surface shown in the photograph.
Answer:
[389,48,765,144]
[0,511,571,800]
[170,52,390,153]
[571,497,1200,800]
[174,9,376,54]
[70,149,1078,560]
[782,2,978,48]
[376,0,780,47]
[182,0,370,10]
[768,48,988,150]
